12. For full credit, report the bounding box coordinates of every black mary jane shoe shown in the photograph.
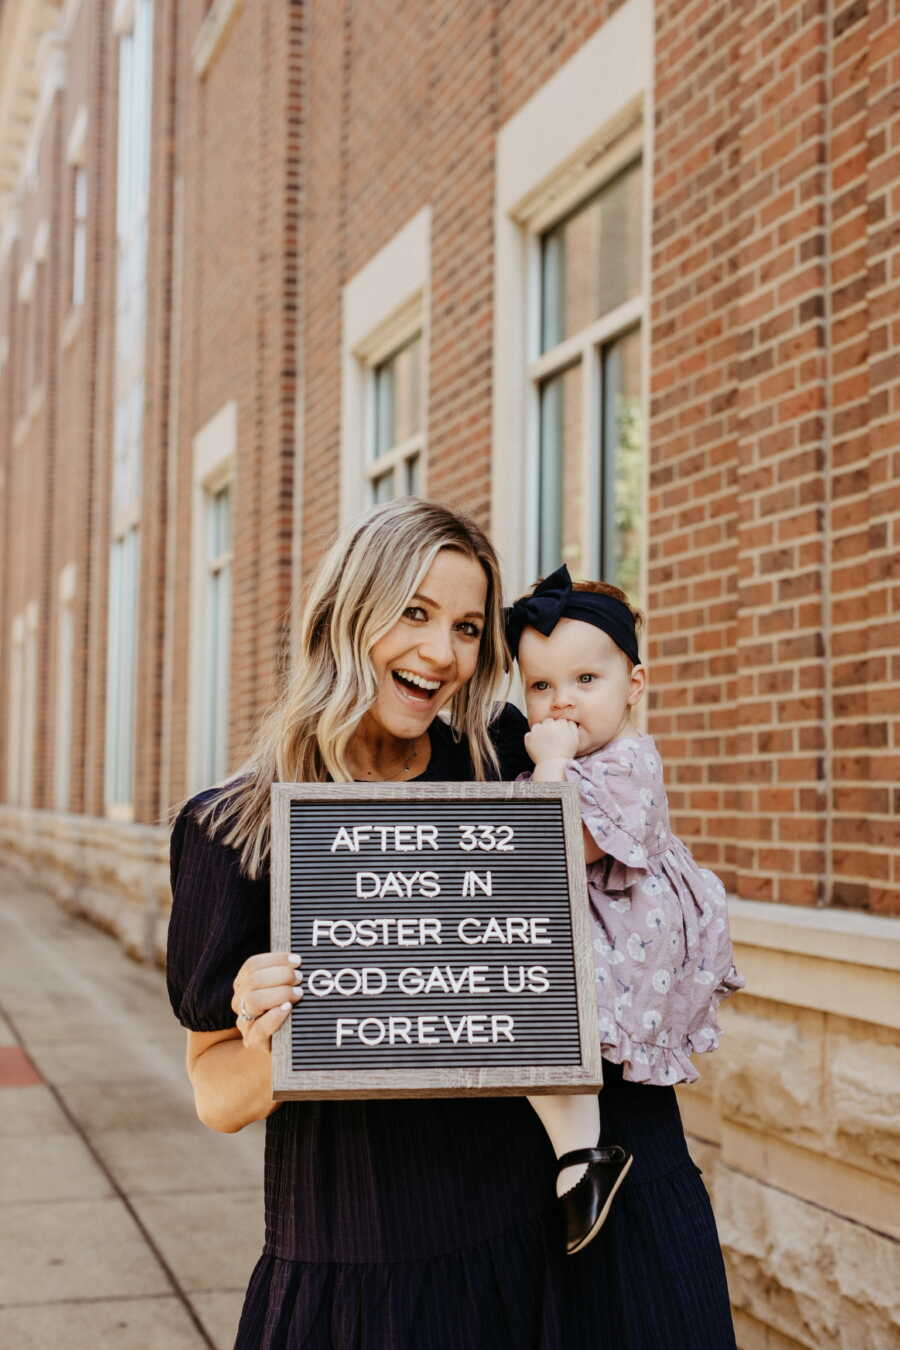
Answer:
[557,1143,633,1255]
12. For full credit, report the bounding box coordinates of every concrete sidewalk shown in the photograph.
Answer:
[0,871,266,1349]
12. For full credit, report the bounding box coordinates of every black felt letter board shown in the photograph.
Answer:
[271,782,603,1099]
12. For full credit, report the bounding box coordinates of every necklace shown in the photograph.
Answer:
[352,735,427,782]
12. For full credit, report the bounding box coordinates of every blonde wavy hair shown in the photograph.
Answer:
[180,498,509,878]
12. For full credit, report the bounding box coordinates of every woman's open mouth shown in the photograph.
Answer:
[391,669,443,705]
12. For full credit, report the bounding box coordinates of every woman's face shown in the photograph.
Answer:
[365,548,488,741]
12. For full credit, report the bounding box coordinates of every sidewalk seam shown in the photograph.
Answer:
[0,998,218,1350]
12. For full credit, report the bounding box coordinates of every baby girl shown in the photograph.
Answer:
[506,565,743,1255]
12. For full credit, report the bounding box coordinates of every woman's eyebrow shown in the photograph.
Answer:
[411,591,484,620]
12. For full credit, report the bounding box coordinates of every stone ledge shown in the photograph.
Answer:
[728,898,900,971]
[0,806,168,963]
[732,944,900,1029]
[720,1120,900,1243]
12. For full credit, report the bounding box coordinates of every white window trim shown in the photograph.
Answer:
[491,0,653,600]
[113,0,137,36]
[340,206,431,526]
[188,400,236,794]
[66,104,88,167]
[193,0,245,78]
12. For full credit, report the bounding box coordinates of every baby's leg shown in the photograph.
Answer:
[528,1092,601,1195]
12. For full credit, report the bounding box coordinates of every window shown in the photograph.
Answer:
[17,299,31,416]
[200,484,232,783]
[369,332,423,503]
[55,566,76,811]
[340,208,431,524]
[104,529,139,810]
[32,258,45,391]
[7,605,38,806]
[533,160,645,596]
[105,0,153,816]
[71,166,87,309]
[6,615,24,805]
[492,0,651,602]
[189,401,236,793]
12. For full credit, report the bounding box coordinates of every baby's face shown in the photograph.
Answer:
[518,618,645,756]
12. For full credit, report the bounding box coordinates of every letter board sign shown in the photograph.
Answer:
[271,781,603,1099]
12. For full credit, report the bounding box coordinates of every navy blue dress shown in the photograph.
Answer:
[167,705,736,1349]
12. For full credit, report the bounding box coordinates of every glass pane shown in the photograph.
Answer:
[538,361,582,575]
[374,364,394,459]
[207,485,231,561]
[372,470,393,503]
[373,334,421,455]
[601,326,643,602]
[540,158,642,351]
[104,528,139,806]
[391,335,421,444]
[406,454,420,496]
[72,223,86,308]
[216,561,231,778]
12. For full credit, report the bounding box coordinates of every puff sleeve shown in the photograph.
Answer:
[564,739,668,886]
[166,792,270,1032]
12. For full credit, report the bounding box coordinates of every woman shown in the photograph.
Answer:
[167,498,736,1349]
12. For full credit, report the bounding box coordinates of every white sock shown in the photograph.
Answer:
[528,1093,601,1197]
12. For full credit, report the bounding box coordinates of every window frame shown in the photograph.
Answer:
[339,207,431,528]
[104,0,154,818]
[55,564,77,811]
[527,140,646,590]
[362,308,425,506]
[188,401,237,795]
[491,0,653,603]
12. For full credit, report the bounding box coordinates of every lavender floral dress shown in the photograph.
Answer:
[523,733,743,1086]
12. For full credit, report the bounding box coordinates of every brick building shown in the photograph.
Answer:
[0,0,898,1343]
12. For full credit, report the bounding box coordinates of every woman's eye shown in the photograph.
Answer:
[403,606,427,621]
[456,621,482,638]
[578,673,595,684]
[532,681,549,692]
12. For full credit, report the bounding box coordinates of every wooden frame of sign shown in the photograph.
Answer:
[270,781,603,1100]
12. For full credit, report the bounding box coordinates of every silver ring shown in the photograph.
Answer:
[238,998,258,1024]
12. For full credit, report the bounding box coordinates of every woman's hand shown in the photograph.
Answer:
[231,951,303,1050]
[524,717,580,770]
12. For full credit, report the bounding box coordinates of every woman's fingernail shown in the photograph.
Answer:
[294,971,302,984]
[289,954,302,964]
[280,1002,292,1011]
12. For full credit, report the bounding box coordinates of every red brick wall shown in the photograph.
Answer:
[651,0,899,914]
[0,0,897,913]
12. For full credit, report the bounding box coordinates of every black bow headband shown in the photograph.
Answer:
[504,565,640,665]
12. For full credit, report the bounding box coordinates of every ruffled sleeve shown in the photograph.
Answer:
[166,791,270,1032]
[563,740,664,883]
